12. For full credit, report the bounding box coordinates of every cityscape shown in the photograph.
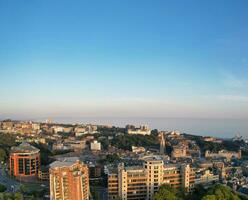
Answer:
[1,0,248,200]
[0,120,248,200]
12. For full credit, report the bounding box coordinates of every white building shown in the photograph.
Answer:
[90,140,101,151]
[127,125,151,135]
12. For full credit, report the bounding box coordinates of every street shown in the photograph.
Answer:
[0,164,20,192]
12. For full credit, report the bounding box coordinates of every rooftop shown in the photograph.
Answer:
[50,157,81,168]
[11,142,40,154]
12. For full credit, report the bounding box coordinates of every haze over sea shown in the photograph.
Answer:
[32,117,248,139]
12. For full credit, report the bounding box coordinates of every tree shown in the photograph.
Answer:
[202,184,240,200]
[154,185,182,200]
[202,195,216,200]
[14,193,24,200]
[0,149,6,162]
[5,193,13,200]
[186,184,207,200]
[0,184,6,193]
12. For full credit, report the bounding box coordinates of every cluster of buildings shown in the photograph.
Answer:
[2,120,248,200]
[0,119,98,136]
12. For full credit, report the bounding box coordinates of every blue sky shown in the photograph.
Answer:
[0,0,248,120]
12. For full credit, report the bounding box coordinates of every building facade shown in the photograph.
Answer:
[9,142,40,180]
[127,125,151,136]
[205,149,242,160]
[90,140,101,151]
[108,156,195,200]
[49,157,89,200]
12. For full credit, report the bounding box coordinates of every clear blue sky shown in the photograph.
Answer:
[0,0,248,120]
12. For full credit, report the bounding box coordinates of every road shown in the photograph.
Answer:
[0,164,20,192]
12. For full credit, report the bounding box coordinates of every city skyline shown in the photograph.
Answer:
[1,0,248,120]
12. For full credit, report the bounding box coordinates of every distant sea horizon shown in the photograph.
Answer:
[15,117,248,139]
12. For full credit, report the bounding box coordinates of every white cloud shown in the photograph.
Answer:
[218,95,248,102]
[220,70,248,88]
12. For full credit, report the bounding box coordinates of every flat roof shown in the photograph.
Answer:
[50,157,81,168]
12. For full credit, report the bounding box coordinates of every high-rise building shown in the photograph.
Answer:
[9,142,40,181]
[108,156,195,200]
[49,157,89,200]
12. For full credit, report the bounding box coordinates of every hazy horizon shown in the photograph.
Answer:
[1,116,247,138]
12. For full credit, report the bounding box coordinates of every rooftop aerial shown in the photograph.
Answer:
[10,142,40,154]
[50,157,81,168]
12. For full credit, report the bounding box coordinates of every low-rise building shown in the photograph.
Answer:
[195,170,219,185]
[132,146,146,154]
[127,125,151,135]
[171,145,187,159]
[90,140,101,151]
[205,149,242,161]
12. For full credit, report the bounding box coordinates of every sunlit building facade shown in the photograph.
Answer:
[9,142,40,180]
[108,156,195,200]
[49,157,89,200]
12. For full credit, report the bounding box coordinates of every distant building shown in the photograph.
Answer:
[9,142,40,181]
[205,149,242,161]
[131,146,146,154]
[90,140,101,151]
[75,125,98,137]
[38,166,49,181]
[2,120,14,130]
[171,145,187,159]
[203,136,222,143]
[45,118,53,124]
[89,164,102,178]
[107,156,195,200]
[127,125,151,135]
[49,157,89,200]
[195,170,219,185]
[32,123,40,131]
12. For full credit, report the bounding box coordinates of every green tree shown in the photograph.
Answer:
[0,149,6,162]
[202,195,216,200]
[5,192,13,200]
[154,185,182,200]
[0,184,6,193]
[202,184,240,200]
[14,193,24,200]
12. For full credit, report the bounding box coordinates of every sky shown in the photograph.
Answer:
[0,0,248,120]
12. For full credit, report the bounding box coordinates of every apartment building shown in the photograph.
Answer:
[108,156,195,200]
[9,142,40,181]
[49,157,89,200]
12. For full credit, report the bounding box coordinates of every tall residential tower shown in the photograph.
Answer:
[49,157,89,200]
